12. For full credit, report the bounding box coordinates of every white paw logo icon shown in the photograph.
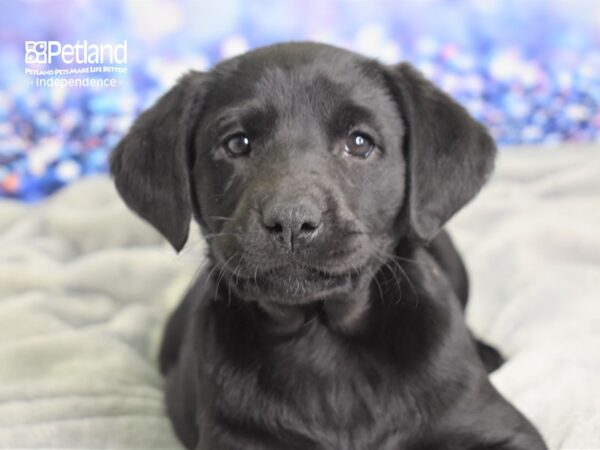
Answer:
[25,41,48,64]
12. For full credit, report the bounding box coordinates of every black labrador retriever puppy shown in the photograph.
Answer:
[110,42,547,450]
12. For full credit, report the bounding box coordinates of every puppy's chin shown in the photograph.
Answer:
[226,265,365,305]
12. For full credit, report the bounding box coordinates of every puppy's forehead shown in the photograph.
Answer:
[207,44,397,119]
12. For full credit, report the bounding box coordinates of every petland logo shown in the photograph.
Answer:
[25,40,127,65]
[24,40,128,88]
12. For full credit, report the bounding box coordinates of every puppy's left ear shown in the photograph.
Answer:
[110,71,205,251]
[389,63,497,242]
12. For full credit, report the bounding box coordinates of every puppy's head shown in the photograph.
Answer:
[110,42,495,304]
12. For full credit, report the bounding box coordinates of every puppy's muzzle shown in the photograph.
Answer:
[260,195,323,252]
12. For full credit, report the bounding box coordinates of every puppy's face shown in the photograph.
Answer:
[193,47,406,302]
[111,43,496,305]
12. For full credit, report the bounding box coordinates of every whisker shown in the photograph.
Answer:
[203,232,238,240]
[176,237,207,260]
[213,252,239,304]
[206,215,236,223]
[371,251,403,297]
[372,271,385,303]
[253,263,259,287]
[205,259,224,287]
[368,245,419,304]
[181,257,212,298]
[233,254,247,284]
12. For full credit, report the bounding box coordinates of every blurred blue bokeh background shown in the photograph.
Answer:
[1,0,599,200]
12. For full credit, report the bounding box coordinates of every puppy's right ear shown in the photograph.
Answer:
[110,71,205,252]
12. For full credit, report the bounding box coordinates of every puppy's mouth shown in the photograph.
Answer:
[221,263,366,304]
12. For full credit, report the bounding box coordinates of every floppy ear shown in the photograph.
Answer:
[390,63,496,242]
[110,71,204,251]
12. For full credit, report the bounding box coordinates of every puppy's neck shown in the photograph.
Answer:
[254,286,372,337]
[255,300,310,336]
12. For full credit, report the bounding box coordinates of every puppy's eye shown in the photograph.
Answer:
[344,132,374,158]
[223,133,251,157]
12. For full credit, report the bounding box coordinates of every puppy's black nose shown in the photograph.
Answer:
[261,198,322,251]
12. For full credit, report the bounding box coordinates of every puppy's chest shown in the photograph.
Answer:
[203,325,429,449]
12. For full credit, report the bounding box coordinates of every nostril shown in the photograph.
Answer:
[266,222,284,234]
[300,221,319,233]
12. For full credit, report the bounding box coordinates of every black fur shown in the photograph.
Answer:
[110,42,546,450]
